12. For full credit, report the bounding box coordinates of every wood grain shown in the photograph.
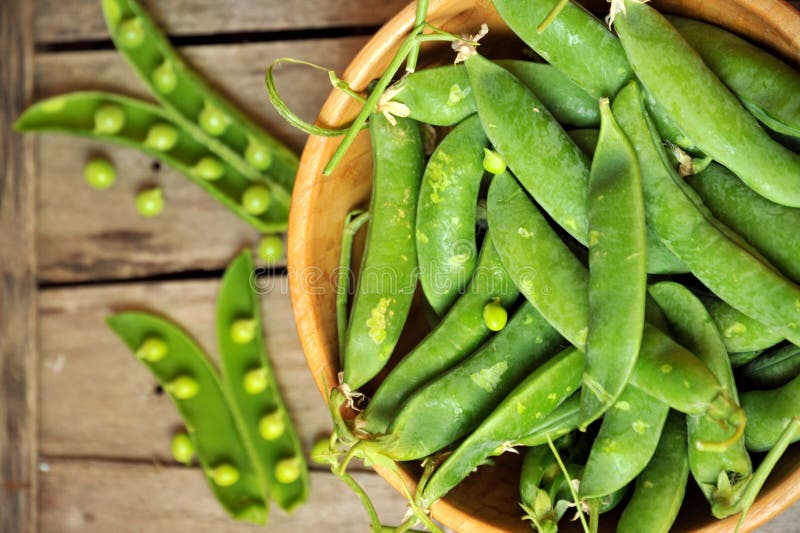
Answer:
[35,0,410,44]
[38,459,408,532]
[33,37,366,282]
[0,1,38,532]
[38,278,335,463]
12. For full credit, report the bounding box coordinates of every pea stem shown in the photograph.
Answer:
[405,0,430,73]
[537,0,571,34]
[546,434,590,533]
[331,465,383,533]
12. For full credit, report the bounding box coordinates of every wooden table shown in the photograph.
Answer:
[2,1,800,531]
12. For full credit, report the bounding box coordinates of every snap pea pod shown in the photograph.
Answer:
[702,294,783,354]
[613,0,800,207]
[738,344,800,391]
[417,114,487,315]
[580,385,670,498]
[729,350,763,370]
[617,411,689,533]
[101,0,297,193]
[519,446,562,533]
[343,113,424,391]
[566,128,598,157]
[688,162,800,283]
[364,300,564,461]
[582,97,646,424]
[107,312,267,523]
[217,252,308,512]
[14,92,288,232]
[517,393,581,448]
[419,347,585,508]
[743,372,800,452]
[649,282,751,517]
[361,233,519,434]
[670,16,800,139]
[612,80,800,347]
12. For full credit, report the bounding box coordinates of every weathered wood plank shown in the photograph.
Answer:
[33,37,367,282]
[38,459,408,532]
[35,0,410,44]
[0,1,38,532]
[38,278,335,463]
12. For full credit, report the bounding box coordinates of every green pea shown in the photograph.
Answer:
[310,437,331,465]
[84,158,116,190]
[258,411,285,441]
[93,103,126,135]
[274,457,301,484]
[230,318,257,344]
[117,18,145,49]
[256,235,283,263]
[210,463,240,487]
[136,188,164,218]
[192,156,225,181]
[165,375,199,400]
[245,141,272,171]
[482,298,508,331]
[144,123,179,152]
[199,103,230,136]
[152,61,178,95]
[241,185,271,215]
[170,432,194,465]
[242,367,268,395]
[482,148,507,175]
[135,336,168,362]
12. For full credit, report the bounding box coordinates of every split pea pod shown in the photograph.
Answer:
[669,16,800,139]
[217,252,308,511]
[702,294,783,354]
[343,113,424,391]
[611,80,800,348]
[101,0,297,192]
[107,312,267,523]
[419,347,585,508]
[617,411,689,533]
[738,344,800,391]
[365,300,564,461]
[13,92,288,232]
[613,0,800,207]
[361,233,519,434]
[416,114,487,315]
[688,162,800,284]
[582,97,646,424]
[648,282,751,517]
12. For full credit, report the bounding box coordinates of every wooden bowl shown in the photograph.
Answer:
[288,1,800,531]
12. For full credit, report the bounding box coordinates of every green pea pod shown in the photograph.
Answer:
[217,252,308,512]
[391,65,476,126]
[648,282,751,516]
[670,16,800,139]
[101,0,297,192]
[617,411,689,533]
[417,114,487,315]
[361,233,519,434]
[743,372,800,452]
[567,128,599,157]
[14,92,287,232]
[702,294,784,353]
[582,97,647,424]
[419,347,585,509]
[107,312,267,523]
[611,80,800,348]
[738,343,800,391]
[580,385,670,498]
[688,162,800,284]
[492,0,631,98]
[495,60,600,128]
[613,0,800,207]
[517,393,581,447]
[519,446,560,533]
[729,350,763,369]
[365,301,564,461]
[343,113,424,390]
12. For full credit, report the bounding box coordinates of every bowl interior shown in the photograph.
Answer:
[288,1,800,531]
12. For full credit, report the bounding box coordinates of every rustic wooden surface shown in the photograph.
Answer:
[0,0,797,531]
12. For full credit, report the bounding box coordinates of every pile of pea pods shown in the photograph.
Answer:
[15,0,296,235]
[108,252,309,523]
[324,1,800,531]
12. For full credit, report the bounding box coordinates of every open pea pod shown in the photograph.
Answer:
[14,92,288,232]
[107,312,268,523]
[100,0,297,193]
[217,251,309,512]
